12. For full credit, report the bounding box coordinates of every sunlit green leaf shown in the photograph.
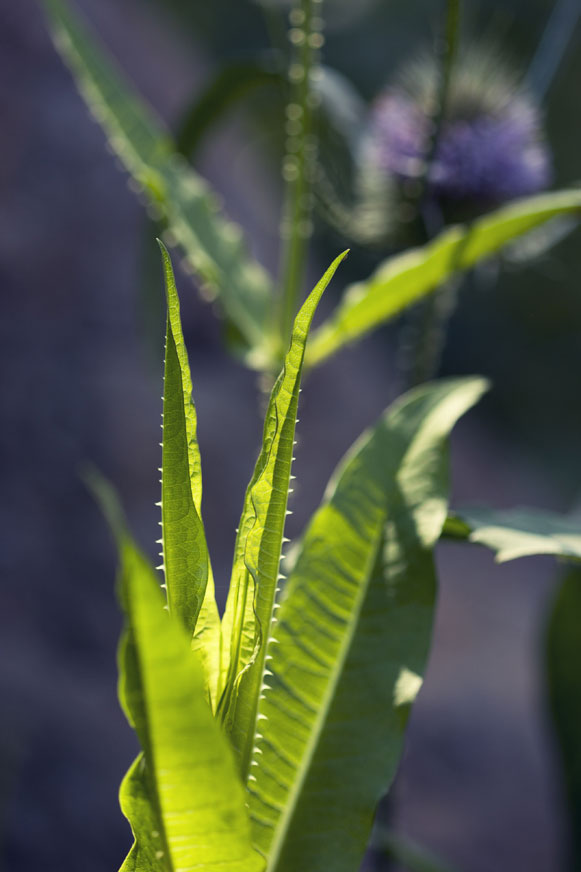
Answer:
[159,242,221,704]
[117,537,263,872]
[546,568,581,872]
[442,506,581,563]
[44,0,275,366]
[219,252,349,777]
[248,377,487,872]
[118,755,162,872]
[306,190,581,368]
[85,474,262,872]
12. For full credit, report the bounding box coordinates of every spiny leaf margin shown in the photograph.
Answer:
[159,241,221,704]
[247,377,488,872]
[219,251,349,777]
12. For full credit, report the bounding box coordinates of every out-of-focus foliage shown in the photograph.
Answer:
[45,0,276,368]
[45,0,581,374]
[443,505,581,563]
[305,189,581,367]
[546,568,581,872]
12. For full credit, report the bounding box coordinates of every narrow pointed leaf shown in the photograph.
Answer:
[161,242,203,515]
[118,536,263,872]
[160,243,221,702]
[44,0,275,365]
[306,189,581,368]
[546,568,581,872]
[86,474,262,872]
[220,252,349,776]
[442,506,581,563]
[248,377,487,872]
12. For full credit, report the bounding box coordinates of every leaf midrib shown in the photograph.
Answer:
[263,520,385,872]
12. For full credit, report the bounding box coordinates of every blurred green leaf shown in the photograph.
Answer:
[159,243,221,705]
[219,251,349,775]
[306,189,581,368]
[45,0,276,366]
[443,506,581,563]
[247,377,487,872]
[546,568,581,872]
[85,473,262,871]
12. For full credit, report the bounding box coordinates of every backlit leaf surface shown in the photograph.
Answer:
[220,252,349,776]
[159,243,221,703]
[117,536,263,872]
[248,378,487,872]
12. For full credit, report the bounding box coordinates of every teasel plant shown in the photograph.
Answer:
[42,0,581,870]
[313,0,579,385]
[45,0,581,378]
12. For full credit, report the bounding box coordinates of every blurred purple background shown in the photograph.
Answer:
[1,1,580,870]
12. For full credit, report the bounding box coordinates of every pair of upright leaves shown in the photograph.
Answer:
[46,0,581,371]
[102,241,491,872]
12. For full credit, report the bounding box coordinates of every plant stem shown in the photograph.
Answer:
[405,275,461,387]
[416,0,461,206]
[277,0,322,354]
[403,0,462,388]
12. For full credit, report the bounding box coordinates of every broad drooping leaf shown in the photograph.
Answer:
[44,0,275,366]
[546,568,581,872]
[442,506,581,563]
[159,242,220,704]
[87,474,262,872]
[306,189,581,368]
[248,377,487,872]
[219,252,349,776]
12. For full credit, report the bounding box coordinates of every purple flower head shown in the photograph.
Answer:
[369,48,552,212]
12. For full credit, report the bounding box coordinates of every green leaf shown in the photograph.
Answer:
[118,535,264,872]
[546,568,581,872]
[306,189,581,368]
[159,242,221,704]
[219,251,349,776]
[85,473,262,872]
[118,754,167,872]
[442,506,581,563]
[44,0,276,366]
[248,377,487,872]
